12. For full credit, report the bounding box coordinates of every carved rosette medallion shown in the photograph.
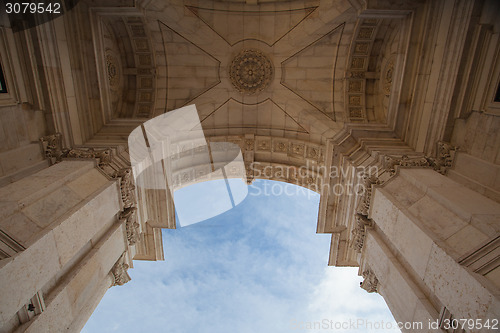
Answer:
[105,52,119,89]
[229,49,273,95]
[383,58,394,96]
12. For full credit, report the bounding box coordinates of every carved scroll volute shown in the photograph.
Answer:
[119,207,140,246]
[111,253,131,287]
[39,133,69,165]
[114,168,137,209]
[350,214,373,253]
[356,173,381,216]
[431,141,458,175]
[360,269,378,293]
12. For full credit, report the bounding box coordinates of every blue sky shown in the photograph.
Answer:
[83,180,399,332]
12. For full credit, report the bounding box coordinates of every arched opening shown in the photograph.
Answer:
[83,179,397,332]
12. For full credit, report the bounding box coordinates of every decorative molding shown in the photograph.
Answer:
[458,235,500,276]
[384,141,458,176]
[384,155,431,176]
[346,19,380,122]
[350,214,373,253]
[39,133,112,167]
[66,147,112,167]
[360,269,378,293]
[111,253,131,286]
[0,229,26,259]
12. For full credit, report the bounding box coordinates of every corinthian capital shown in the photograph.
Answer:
[350,214,373,253]
[360,269,378,293]
[111,253,131,286]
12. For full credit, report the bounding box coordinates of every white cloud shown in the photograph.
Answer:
[83,181,397,333]
[305,267,400,332]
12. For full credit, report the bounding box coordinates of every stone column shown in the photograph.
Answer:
[365,168,500,331]
[0,159,126,332]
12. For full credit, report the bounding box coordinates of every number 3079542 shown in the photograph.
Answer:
[5,2,61,14]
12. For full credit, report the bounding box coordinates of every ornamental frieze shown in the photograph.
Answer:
[383,141,458,176]
[39,133,112,167]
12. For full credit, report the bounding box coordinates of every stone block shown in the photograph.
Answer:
[0,232,61,323]
[408,196,467,240]
[24,289,74,332]
[22,185,82,228]
[0,213,41,247]
[383,176,426,207]
[423,243,492,321]
[445,225,489,258]
[66,168,109,199]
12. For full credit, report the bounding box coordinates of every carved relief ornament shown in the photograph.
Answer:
[356,173,381,216]
[355,141,457,218]
[229,49,273,95]
[111,253,131,286]
[114,168,136,209]
[360,269,378,293]
[350,214,373,253]
[119,207,140,246]
[39,133,112,167]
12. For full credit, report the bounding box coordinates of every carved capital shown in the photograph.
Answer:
[245,163,254,185]
[119,207,140,246]
[360,269,378,293]
[356,173,381,216]
[429,141,458,175]
[350,214,373,253]
[114,168,136,209]
[39,133,69,165]
[111,253,131,286]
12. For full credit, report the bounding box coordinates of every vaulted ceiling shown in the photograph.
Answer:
[90,0,409,145]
